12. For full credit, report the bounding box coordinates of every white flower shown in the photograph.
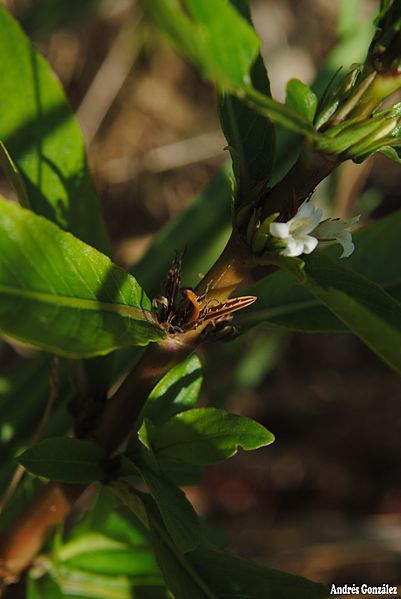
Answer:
[269,202,359,258]
[269,201,323,257]
[312,216,360,258]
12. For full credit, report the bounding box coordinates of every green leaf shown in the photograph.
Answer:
[0,198,163,357]
[285,79,318,122]
[57,532,159,578]
[284,252,401,374]
[0,6,109,253]
[0,141,28,207]
[148,528,211,599]
[151,407,274,465]
[240,210,401,333]
[379,145,401,163]
[189,546,328,599]
[218,0,275,203]
[18,437,106,483]
[157,457,203,487]
[142,0,260,90]
[243,86,321,138]
[131,494,327,599]
[53,567,134,599]
[27,574,64,599]
[144,355,203,425]
[138,467,201,553]
[0,356,69,466]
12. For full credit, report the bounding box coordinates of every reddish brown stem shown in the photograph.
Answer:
[0,482,82,588]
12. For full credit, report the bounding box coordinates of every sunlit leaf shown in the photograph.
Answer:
[150,407,274,465]
[0,6,109,253]
[0,198,163,357]
[142,0,260,89]
[144,355,202,425]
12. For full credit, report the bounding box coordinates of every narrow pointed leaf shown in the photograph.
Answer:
[138,467,201,553]
[284,252,401,374]
[125,493,327,599]
[219,0,275,203]
[0,198,163,357]
[190,546,328,599]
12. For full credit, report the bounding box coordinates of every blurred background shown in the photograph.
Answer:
[1,0,401,594]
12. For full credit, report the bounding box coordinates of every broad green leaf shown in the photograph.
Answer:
[218,0,275,204]
[138,467,201,553]
[240,210,401,333]
[0,6,109,253]
[285,79,318,122]
[18,437,106,483]
[143,0,320,138]
[283,252,401,374]
[151,407,274,465]
[0,198,163,357]
[142,0,259,90]
[144,355,203,425]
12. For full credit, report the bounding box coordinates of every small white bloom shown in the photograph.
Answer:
[312,216,360,258]
[269,201,323,257]
[269,202,359,258]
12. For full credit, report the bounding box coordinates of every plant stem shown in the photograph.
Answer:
[0,482,82,589]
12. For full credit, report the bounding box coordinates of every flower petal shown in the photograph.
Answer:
[336,231,354,258]
[269,222,290,238]
[289,203,323,235]
[282,238,305,257]
[300,234,318,254]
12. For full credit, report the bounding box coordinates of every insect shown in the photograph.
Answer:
[181,288,257,330]
[152,252,183,327]
[153,253,257,334]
